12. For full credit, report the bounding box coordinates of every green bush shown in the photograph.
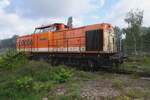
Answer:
[0,49,28,70]
[51,66,73,83]
[33,81,53,92]
[16,61,51,81]
[142,55,150,65]
[15,76,33,91]
[34,71,51,82]
[15,76,53,93]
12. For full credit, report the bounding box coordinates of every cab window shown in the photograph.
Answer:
[34,29,43,33]
[34,26,57,34]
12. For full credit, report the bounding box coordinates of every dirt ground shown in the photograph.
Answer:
[50,72,150,100]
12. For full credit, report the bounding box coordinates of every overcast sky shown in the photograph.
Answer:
[0,0,150,39]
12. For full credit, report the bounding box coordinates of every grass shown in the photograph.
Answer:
[0,50,80,99]
[0,50,75,99]
[0,60,150,99]
[112,79,124,90]
[0,60,76,100]
[0,50,150,99]
[0,49,28,70]
[116,96,131,100]
[125,88,150,99]
[121,55,150,75]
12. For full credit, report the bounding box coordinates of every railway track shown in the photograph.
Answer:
[98,67,150,77]
[31,55,150,77]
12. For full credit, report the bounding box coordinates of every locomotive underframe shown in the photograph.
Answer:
[28,52,123,70]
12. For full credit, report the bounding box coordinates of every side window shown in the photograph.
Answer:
[30,40,32,45]
[22,40,24,46]
[19,40,21,46]
[43,27,50,32]
[28,39,32,46]
[34,29,42,34]
[23,40,25,46]
[20,40,22,46]
[50,26,56,32]
[26,40,28,45]
[27,40,29,46]
[25,40,27,46]
[23,39,32,46]
[24,40,27,46]
[34,26,58,34]
[18,40,21,46]
[21,40,24,46]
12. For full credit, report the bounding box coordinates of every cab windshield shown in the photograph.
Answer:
[34,26,57,34]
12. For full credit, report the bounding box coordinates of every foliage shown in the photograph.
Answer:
[116,23,150,56]
[0,62,74,99]
[124,9,143,26]
[16,61,52,81]
[0,49,27,70]
[15,76,33,91]
[124,9,144,55]
[121,55,150,74]
[0,61,74,98]
[0,35,17,49]
[114,27,121,51]
[141,27,150,52]
[33,82,53,92]
[51,66,73,83]
[34,71,51,82]
[0,61,54,99]
[143,55,150,64]
[0,59,150,99]
[66,83,81,99]
[16,76,53,93]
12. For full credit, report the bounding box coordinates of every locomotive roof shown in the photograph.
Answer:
[35,23,112,29]
[35,23,68,29]
[17,23,113,39]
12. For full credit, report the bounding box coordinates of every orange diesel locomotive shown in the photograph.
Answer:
[16,22,123,69]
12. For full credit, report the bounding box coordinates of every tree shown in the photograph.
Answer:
[0,35,18,49]
[114,26,123,52]
[142,27,150,52]
[124,9,143,55]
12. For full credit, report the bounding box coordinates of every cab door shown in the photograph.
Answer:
[86,29,103,51]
